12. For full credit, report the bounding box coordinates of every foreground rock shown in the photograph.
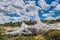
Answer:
[4,22,60,36]
[5,27,39,36]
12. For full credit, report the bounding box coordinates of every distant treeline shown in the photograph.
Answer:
[41,19,60,24]
[0,19,60,27]
[0,20,37,27]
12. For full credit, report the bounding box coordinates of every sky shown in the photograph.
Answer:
[0,0,60,24]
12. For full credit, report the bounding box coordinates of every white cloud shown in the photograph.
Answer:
[38,0,50,10]
[0,0,39,24]
[42,11,60,20]
[0,0,59,24]
[45,16,60,20]
[50,1,58,7]
[42,11,55,16]
[45,17,56,20]
[56,16,60,19]
[42,10,56,20]
[41,0,60,20]
[54,4,60,10]
[0,14,11,24]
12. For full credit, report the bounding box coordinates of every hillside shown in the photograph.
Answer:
[41,19,60,24]
[0,19,60,27]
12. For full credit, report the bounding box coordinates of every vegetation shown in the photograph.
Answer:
[3,21,22,27]
[42,29,60,40]
[24,20,37,25]
[0,19,60,40]
[0,28,4,40]
[0,29,60,40]
[41,19,60,24]
[0,19,60,27]
[0,20,37,27]
[0,34,45,40]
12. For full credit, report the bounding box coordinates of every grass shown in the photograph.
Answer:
[15,35,45,40]
[42,29,60,40]
[0,29,60,40]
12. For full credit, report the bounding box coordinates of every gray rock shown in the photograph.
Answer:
[22,29,32,36]
[5,27,39,36]
[22,28,38,36]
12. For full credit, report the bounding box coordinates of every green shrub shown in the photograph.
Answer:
[15,35,35,40]
[43,30,60,40]
[35,35,45,40]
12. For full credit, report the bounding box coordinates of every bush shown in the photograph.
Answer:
[15,35,35,40]
[35,35,45,40]
[43,30,60,40]
[0,28,4,40]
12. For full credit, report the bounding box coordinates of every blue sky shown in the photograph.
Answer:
[6,0,60,19]
[0,0,60,24]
